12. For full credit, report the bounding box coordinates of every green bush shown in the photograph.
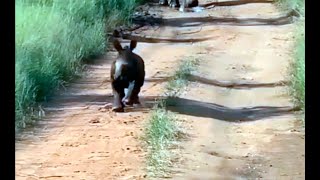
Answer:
[15,0,143,129]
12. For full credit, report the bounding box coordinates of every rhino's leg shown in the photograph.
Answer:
[122,80,135,106]
[112,82,125,112]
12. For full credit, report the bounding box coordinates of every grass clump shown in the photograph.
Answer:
[143,56,199,177]
[165,56,200,97]
[15,0,144,130]
[144,106,184,177]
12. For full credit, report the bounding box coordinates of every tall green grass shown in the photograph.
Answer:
[290,24,305,120]
[276,0,305,14]
[276,0,305,121]
[15,0,144,130]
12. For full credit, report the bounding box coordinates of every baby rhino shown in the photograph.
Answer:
[110,39,145,112]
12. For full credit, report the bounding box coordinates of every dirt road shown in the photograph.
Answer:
[16,1,305,179]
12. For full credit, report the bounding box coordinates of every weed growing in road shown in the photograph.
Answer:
[143,105,185,177]
[143,56,199,177]
[165,56,200,97]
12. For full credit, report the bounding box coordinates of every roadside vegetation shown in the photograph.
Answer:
[143,57,199,177]
[290,24,305,121]
[276,0,305,121]
[15,0,145,130]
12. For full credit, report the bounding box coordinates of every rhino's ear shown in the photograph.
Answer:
[113,39,123,52]
[130,40,137,51]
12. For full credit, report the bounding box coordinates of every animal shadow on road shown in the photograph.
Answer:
[162,97,297,122]
[133,13,297,28]
[46,75,296,122]
[44,94,296,123]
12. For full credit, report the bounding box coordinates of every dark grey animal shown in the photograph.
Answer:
[159,0,199,11]
[110,39,145,112]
